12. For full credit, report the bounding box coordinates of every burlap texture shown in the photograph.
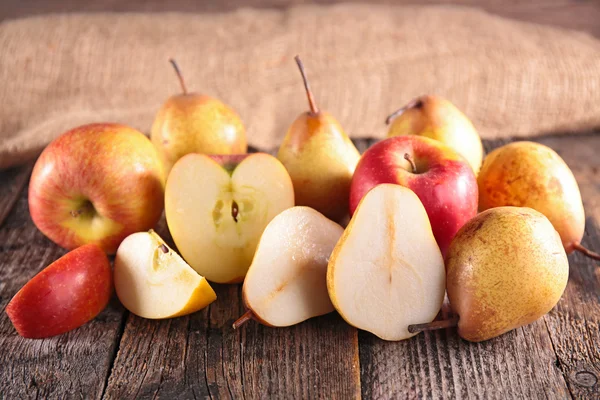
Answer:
[1,4,599,170]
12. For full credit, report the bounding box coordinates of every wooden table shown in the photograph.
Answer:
[0,134,599,399]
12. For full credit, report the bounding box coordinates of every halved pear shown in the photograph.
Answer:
[233,207,343,328]
[327,184,445,341]
[114,230,216,319]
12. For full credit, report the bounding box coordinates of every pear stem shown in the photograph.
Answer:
[404,153,417,174]
[385,98,424,125]
[232,310,254,329]
[408,316,459,333]
[169,58,188,95]
[572,242,600,261]
[294,55,319,115]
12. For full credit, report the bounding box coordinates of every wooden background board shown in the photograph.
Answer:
[0,134,598,399]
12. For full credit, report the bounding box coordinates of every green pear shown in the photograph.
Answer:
[277,56,360,223]
[409,207,569,342]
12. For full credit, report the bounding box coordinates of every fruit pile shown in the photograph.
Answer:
[6,57,598,342]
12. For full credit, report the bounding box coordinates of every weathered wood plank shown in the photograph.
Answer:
[536,134,600,399]
[0,188,128,399]
[103,218,361,399]
[0,163,32,228]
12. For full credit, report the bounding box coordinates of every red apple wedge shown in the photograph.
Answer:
[6,244,112,339]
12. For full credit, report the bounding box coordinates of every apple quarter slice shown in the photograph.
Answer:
[114,230,216,319]
[327,184,445,341]
[236,207,343,328]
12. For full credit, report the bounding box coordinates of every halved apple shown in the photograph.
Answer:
[327,184,445,341]
[165,153,295,283]
[114,230,216,319]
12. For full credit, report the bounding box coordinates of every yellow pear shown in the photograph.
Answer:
[277,56,360,223]
[478,141,598,260]
[409,207,569,342]
[386,95,483,174]
[151,59,247,175]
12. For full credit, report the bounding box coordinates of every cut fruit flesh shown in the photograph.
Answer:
[165,153,294,283]
[114,230,216,319]
[327,184,445,341]
[242,207,342,326]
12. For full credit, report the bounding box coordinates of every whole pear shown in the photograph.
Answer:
[277,56,360,222]
[478,141,587,256]
[151,59,247,174]
[445,207,568,342]
[386,95,483,175]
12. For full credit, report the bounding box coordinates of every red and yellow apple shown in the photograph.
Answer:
[165,153,295,283]
[29,123,165,254]
[350,135,478,256]
[6,244,112,339]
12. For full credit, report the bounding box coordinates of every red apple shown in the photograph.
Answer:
[29,123,165,254]
[350,136,477,256]
[5,244,112,339]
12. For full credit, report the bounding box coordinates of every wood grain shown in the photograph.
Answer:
[0,163,32,228]
[0,187,128,399]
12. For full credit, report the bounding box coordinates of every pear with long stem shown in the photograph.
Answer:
[277,56,360,223]
[151,59,247,175]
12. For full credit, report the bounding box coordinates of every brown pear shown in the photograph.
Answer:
[409,207,569,342]
[478,141,598,260]
[277,56,360,222]
[386,95,483,175]
[151,59,247,174]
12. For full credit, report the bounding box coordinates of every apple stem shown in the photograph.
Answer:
[232,310,254,329]
[385,98,424,125]
[404,153,417,173]
[573,242,600,261]
[408,316,459,333]
[231,201,239,223]
[160,244,169,254]
[169,59,188,95]
[294,55,319,115]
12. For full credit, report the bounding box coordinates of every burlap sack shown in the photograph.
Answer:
[1,4,599,170]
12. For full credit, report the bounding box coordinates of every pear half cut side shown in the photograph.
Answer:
[327,184,445,341]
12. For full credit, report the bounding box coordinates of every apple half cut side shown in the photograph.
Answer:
[233,206,343,329]
[327,184,446,341]
[114,230,216,319]
[165,153,295,283]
